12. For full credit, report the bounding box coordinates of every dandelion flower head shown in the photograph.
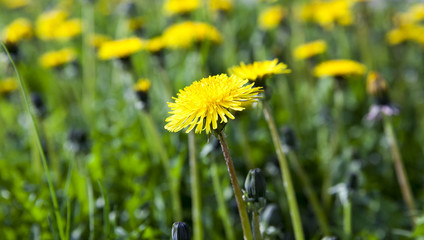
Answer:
[299,0,354,29]
[229,59,291,82]
[145,37,165,52]
[98,37,145,60]
[164,0,200,16]
[161,21,222,49]
[89,34,111,48]
[2,18,33,44]
[165,74,262,134]
[39,48,77,68]
[133,78,151,92]
[293,40,327,60]
[36,10,81,40]
[366,71,388,97]
[0,77,18,95]
[258,6,285,30]
[386,24,424,46]
[314,60,366,77]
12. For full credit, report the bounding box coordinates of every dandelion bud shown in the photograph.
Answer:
[244,169,267,212]
[347,172,358,192]
[30,92,47,118]
[68,129,90,154]
[133,78,151,111]
[172,222,191,240]
[367,71,389,104]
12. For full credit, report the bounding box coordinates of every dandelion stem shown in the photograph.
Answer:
[288,152,330,235]
[252,211,262,240]
[262,101,305,240]
[343,196,352,238]
[2,43,66,240]
[217,132,253,240]
[210,156,236,240]
[189,132,203,240]
[383,117,416,225]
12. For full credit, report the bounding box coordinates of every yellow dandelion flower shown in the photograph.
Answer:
[229,59,291,81]
[299,0,353,29]
[394,3,424,26]
[165,74,262,134]
[39,48,77,68]
[89,34,111,48]
[386,24,424,46]
[366,71,388,97]
[2,18,33,44]
[0,0,28,9]
[35,10,81,40]
[162,21,222,49]
[36,10,68,40]
[0,77,18,95]
[210,0,233,11]
[54,18,82,40]
[293,40,327,60]
[133,78,151,92]
[314,60,366,77]
[258,6,285,30]
[146,37,165,52]
[164,0,200,16]
[98,37,145,60]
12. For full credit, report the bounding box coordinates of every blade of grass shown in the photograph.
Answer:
[1,42,66,240]
[98,180,111,238]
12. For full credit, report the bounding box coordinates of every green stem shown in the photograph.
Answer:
[141,112,182,220]
[262,101,304,240]
[210,157,236,240]
[217,132,253,240]
[2,43,66,240]
[98,180,111,238]
[87,177,95,240]
[288,152,330,235]
[343,197,351,238]
[252,211,262,240]
[189,132,203,240]
[383,118,416,225]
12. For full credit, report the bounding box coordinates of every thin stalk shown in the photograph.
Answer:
[189,132,203,240]
[252,211,262,240]
[343,197,351,238]
[217,132,253,240]
[288,152,330,235]
[65,198,71,240]
[262,101,304,240]
[141,112,182,220]
[87,177,95,240]
[98,180,111,238]
[383,117,416,225]
[2,43,66,240]
[210,157,236,240]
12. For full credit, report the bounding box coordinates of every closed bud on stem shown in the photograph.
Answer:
[172,222,191,240]
[244,168,267,212]
[281,126,297,152]
[30,92,47,119]
[366,71,390,105]
[133,78,151,111]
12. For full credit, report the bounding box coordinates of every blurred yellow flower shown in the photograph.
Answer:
[146,37,165,52]
[293,40,327,60]
[39,48,77,68]
[210,0,233,11]
[36,10,81,40]
[0,0,28,9]
[299,0,354,29]
[133,78,151,92]
[98,37,145,60]
[165,74,262,134]
[386,24,424,46]
[0,78,18,95]
[162,22,222,49]
[164,0,200,15]
[229,59,291,81]
[314,60,366,77]
[258,6,285,30]
[2,18,33,44]
[394,3,424,26]
[128,17,144,31]
[366,71,388,97]
[89,34,111,48]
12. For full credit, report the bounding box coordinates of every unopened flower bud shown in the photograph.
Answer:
[245,168,267,201]
[31,92,47,118]
[366,71,390,105]
[172,222,191,240]
[133,78,151,111]
[281,126,297,151]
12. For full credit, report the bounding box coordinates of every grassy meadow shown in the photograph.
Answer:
[1,0,424,239]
